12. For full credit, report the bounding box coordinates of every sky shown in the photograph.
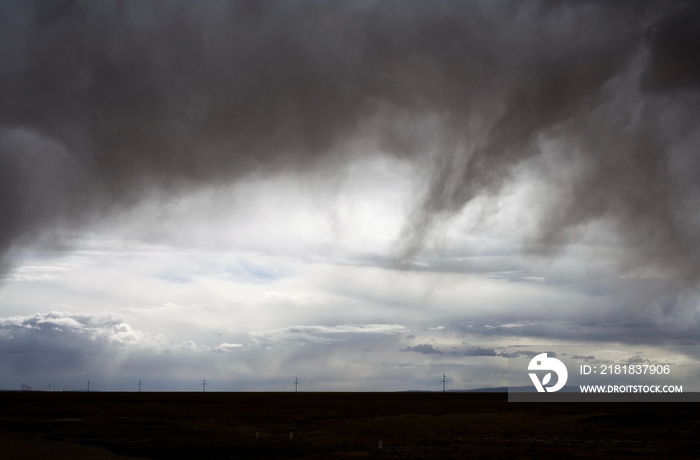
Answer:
[1,0,700,392]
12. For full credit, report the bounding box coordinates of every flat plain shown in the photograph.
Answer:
[0,392,698,459]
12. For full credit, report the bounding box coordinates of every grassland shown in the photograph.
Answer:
[0,392,698,459]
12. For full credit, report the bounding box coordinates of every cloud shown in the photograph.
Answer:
[2,264,70,282]
[498,349,556,359]
[284,324,407,335]
[642,2,700,92]
[446,320,700,345]
[0,311,261,389]
[163,341,201,354]
[0,311,163,380]
[463,347,498,357]
[0,311,209,375]
[211,343,243,353]
[570,354,596,360]
[0,311,154,346]
[624,352,650,365]
[401,344,442,355]
[0,0,698,296]
[263,291,312,305]
[253,323,408,344]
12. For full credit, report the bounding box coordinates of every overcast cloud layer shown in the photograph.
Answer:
[2,0,700,391]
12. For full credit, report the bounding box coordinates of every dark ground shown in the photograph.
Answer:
[0,392,698,459]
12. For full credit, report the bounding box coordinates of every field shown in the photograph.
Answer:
[1,392,699,459]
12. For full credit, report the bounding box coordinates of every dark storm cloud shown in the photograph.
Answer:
[643,1,700,92]
[1,0,700,291]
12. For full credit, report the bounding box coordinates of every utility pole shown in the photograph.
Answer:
[442,374,446,394]
[48,383,51,392]
[294,377,299,396]
[87,380,90,392]
[138,380,142,392]
[202,379,206,392]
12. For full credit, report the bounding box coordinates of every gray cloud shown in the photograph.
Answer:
[0,311,161,383]
[447,318,700,346]
[0,0,698,282]
[642,1,700,92]
[252,323,408,346]
[463,346,498,357]
[0,310,224,382]
[624,352,650,365]
[402,343,442,355]
[498,349,556,359]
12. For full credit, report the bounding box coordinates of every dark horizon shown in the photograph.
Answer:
[2,391,699,458]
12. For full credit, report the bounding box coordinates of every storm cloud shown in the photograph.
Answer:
[0,0,698,283]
